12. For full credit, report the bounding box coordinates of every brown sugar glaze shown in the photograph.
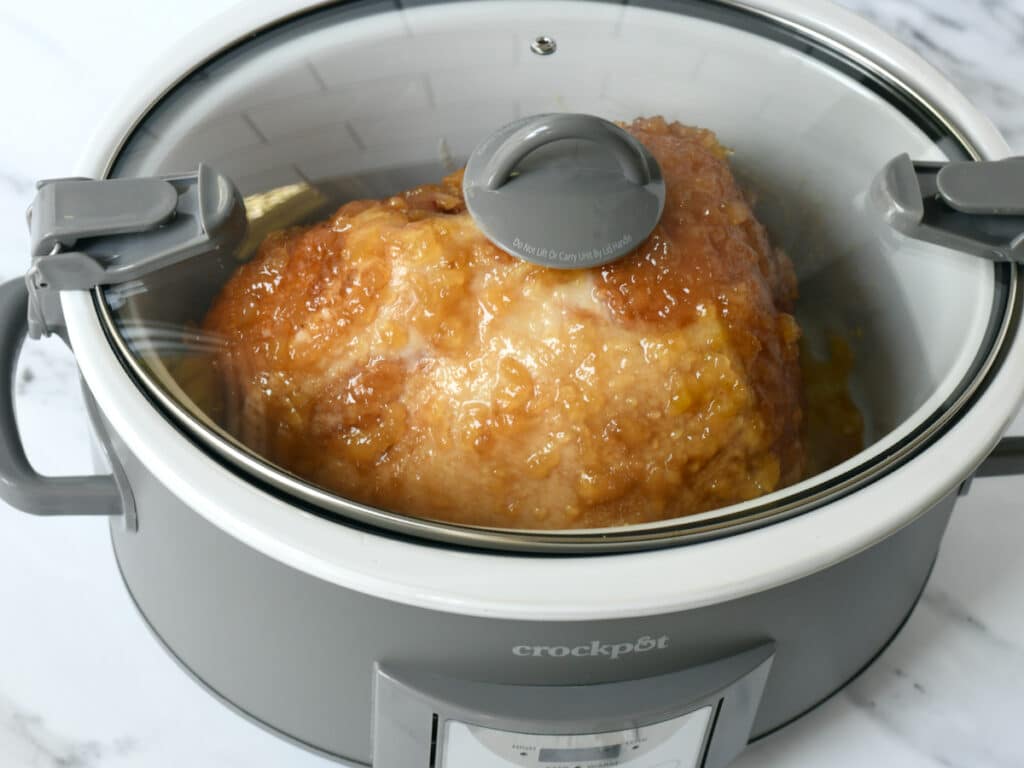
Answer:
[200,117,856,529]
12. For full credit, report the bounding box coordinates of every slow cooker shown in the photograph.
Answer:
[3,1,1024,766]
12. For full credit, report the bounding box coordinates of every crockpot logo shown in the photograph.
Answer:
[513,635,669,660]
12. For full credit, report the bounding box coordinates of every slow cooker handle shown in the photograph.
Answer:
[0,278,129,517]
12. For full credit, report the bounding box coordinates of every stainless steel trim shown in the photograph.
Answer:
[89,0,1021,553]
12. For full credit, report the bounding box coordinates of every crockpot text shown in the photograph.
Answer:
[513,635,669,660]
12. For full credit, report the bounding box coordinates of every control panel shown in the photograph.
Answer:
[372,643,773,768]
[443,707,712,768]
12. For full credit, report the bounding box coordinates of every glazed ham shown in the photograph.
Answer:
[201,117,805,529]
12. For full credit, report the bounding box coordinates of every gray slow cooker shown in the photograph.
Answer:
[3,1,1024,767]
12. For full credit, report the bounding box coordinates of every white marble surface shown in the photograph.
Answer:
[1,1,1023,766]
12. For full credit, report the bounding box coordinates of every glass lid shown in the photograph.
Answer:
[66,0,1016,551]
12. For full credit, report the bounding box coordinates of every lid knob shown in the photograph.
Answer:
[463,113,666,269]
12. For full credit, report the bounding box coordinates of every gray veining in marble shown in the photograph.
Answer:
[0,694,138,768]
[837,0,1024,150]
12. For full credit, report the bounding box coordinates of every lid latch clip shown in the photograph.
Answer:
[24,164,245,339]
[872,154,1024,263]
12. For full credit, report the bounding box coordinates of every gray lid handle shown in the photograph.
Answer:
[463,113,666,269]
[0,278,132,518]
[483,113,654,190]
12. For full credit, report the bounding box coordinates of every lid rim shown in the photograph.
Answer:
[84,0,1020,554]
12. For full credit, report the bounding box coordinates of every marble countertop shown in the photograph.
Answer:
[1,1,1023,766]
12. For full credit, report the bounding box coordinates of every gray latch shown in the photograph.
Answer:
[25,164,246,339]
[872,154,1024,262]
